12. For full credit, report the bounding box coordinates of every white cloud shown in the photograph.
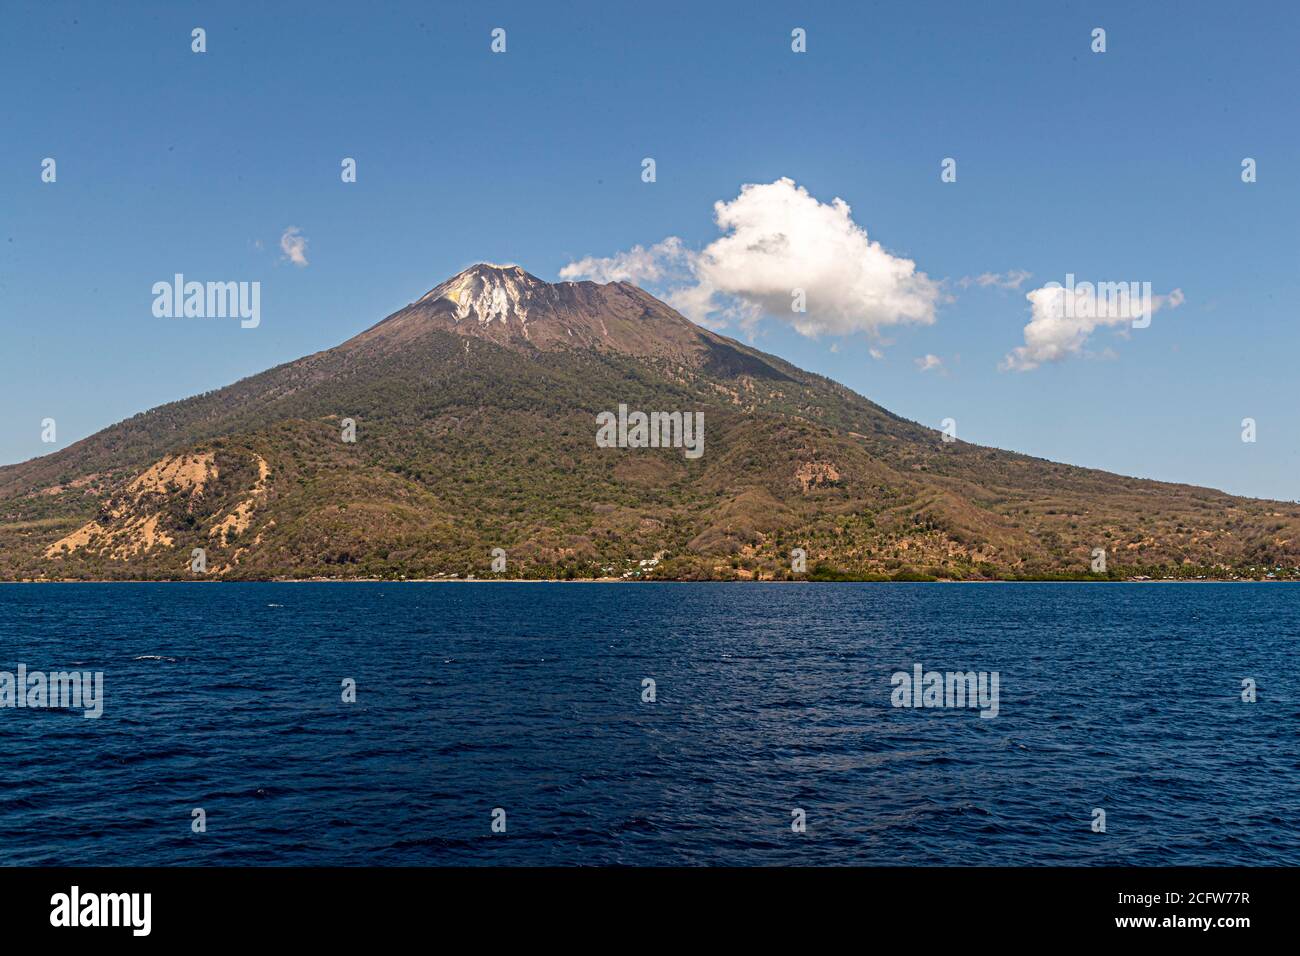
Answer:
[559,238,686,285]
[959,269,1031,290]
[561,177,941,338]
[868,347,885,361]
[1001,281,1185,372]
[915,353,944,373]
[665,283,758,332]
[280,226,309,267]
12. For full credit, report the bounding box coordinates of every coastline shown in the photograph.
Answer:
[2,577,1296,585]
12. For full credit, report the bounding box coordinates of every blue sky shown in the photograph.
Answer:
[2,0,1297,499]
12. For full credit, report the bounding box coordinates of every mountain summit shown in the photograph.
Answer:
[2,265,1297,581]
[421,263,547,320]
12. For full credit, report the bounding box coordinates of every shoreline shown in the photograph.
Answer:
[1,577,1296,585]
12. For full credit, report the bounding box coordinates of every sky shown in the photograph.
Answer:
[2,0,1297,499]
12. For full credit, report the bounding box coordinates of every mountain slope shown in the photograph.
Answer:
[3,263,1298,581]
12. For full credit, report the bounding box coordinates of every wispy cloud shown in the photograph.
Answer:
[560,238,685,285]
[280,226,309,267]
[958,269,1031,290]
[914,353,944,373]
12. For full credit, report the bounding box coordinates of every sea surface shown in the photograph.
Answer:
[0,582,1295,866]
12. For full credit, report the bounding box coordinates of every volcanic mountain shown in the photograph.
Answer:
[3,263,1298,581]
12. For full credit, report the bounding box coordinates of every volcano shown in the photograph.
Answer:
[3,263,1297,581]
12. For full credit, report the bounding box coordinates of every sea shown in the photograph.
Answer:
[0,582,1295,866]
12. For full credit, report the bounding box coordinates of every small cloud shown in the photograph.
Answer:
[959,269,1032,290]
[868,347,885,361]
[915,353,944,373]
[1001,282,1185,372]
[280,226,309,267]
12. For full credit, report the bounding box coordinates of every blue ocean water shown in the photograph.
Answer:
[0,582,1295,866]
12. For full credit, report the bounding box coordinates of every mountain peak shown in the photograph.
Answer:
[419,263,549,326]
[457,262,538,281]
